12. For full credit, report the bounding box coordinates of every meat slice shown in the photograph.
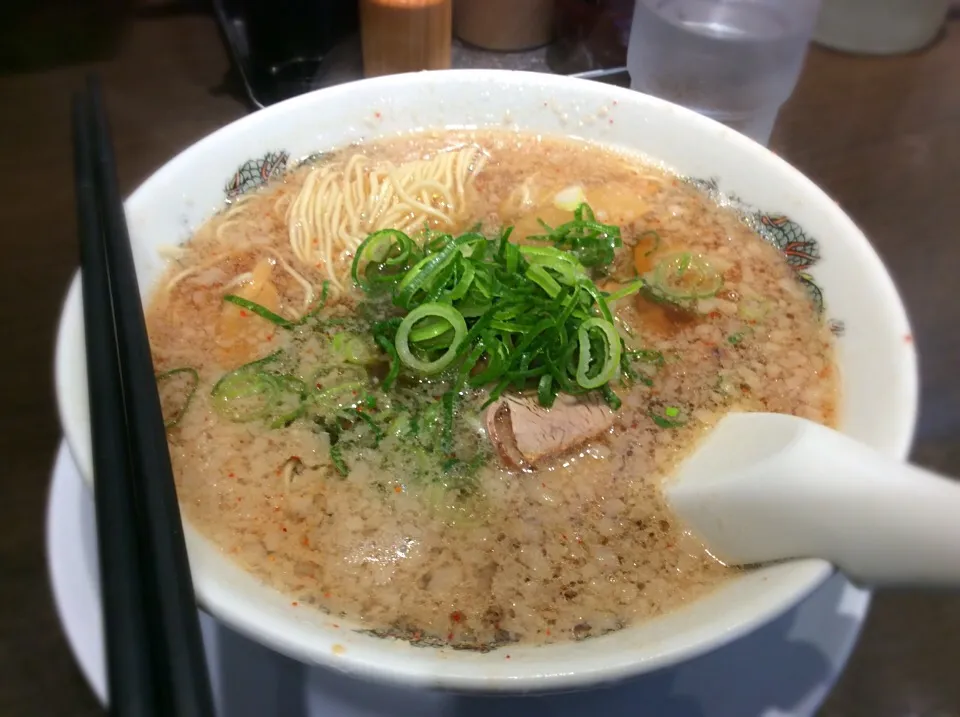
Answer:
[485,393,615,469]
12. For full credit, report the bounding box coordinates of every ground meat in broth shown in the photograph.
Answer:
[148,131,838,649]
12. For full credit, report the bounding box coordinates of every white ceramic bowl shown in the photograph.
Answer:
[55,70,918,691]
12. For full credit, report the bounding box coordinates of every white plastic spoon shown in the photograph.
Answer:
[666,412,960,587]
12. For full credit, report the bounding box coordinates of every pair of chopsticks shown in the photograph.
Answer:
[71,77,215,717]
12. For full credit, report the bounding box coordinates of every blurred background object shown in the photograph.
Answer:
[454,0,555,52]
[814,0,950,55]
[626,0,821,146]
[360,0,451,77]
[213,0,628,107]
[548,0,633,75]
[213,0,358,106]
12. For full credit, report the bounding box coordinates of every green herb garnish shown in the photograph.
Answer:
[351,204,626,409]
[648,405,687,428]
[157,367,199,428]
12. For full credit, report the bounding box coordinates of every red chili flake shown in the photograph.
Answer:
[291,601,299,607]
[323,591,332,599]
[540,482,546,488]
[450,611,463,623]
[608,118,614,124]
[301,536,309,546]
[236,497,242,502]
[631,421,638,429]
[315,383,323,390]
[228,472,235,478]
[505,655,511,660]
[393,485,402,493]
[447,632,454,640]
[576,537,583,544]
[291,455,300,461]
[708,311,721,319]
[239,310,248,317]
[545,629,551,636]
[281,527,288,533]
[374,111,382,119]
[267,334,274,341]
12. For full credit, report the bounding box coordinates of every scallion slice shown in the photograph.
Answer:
[395,303,468,374]
[156,367,199,428]
[575,318,621,390]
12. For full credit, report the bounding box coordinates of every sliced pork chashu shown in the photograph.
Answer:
[485,393,615,469]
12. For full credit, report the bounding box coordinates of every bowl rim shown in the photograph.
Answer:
[54,68,919,691]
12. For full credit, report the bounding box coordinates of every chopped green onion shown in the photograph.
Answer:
[312,380,366,417]
[395,303,468,375]
[267,375,307,428]
[352,229,418,291]
[340,407,384,447]
[223,282,330,330]
[605,279,645,301]
[223,294,294,328]
[331,332,376,364]
[156,367,199,428]
[537,373,556,408]
[440,391,456,456]
[601,384,622,410]
[575,318,621,389]
[628,349,666,366]
[639,230,661,256]
[525,265,562,298]
[648,251,722,301]
[351,205,635,407]
[531,203,622,269]
[330,443,348,476]
[648,405,687,428]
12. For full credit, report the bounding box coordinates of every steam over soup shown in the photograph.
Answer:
[149,131,838,649]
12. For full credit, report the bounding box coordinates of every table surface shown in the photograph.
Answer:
[1,4,958,716]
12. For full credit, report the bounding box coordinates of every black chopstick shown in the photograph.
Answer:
[73,77,216,717]
[74,88,162,717]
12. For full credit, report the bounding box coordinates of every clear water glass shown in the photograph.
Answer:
[626,0,822,145]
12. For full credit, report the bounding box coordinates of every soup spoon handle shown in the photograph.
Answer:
[668,413,960,588]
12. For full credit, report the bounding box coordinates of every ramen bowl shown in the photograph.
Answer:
[55,69,917,691]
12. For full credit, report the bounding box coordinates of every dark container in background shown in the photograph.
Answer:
[221,0,359,105]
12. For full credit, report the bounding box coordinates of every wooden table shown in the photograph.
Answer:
[0,5,957,716]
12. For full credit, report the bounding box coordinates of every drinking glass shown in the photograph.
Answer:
[626,0,822,145]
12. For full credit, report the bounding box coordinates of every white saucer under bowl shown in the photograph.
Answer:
[47,442,870,717]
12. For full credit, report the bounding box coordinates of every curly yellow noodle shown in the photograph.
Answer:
[286,145,486,295]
